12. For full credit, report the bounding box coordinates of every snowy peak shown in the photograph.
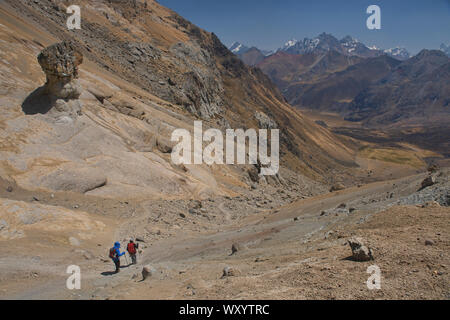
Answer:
[384,47,411,60]
[440,43,450,57]
[282,39,299,50]
[277,33,411,60]
[232,35,413,63]
[229,42,249,54]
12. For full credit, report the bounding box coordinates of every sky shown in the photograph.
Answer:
[158,0,450,54]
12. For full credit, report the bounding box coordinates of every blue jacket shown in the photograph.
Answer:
[112,246,125,261]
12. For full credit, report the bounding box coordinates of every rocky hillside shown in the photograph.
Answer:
[346,50,450,127]
[0,0,359,203]
[258,50,364,93]
[283,55,401,112]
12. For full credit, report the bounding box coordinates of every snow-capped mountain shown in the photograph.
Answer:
[278,33,342,55]
[383,47,411,60]
[440,43,450,57]
[277,34,411,60]
[229,42,250,55]
[339,35,382,58]
[231,34,412,65]
[229,42,273,57]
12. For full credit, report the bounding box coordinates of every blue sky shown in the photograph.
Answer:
[158,0,450,54]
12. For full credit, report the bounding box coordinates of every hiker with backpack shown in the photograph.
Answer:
[109,242,125,273]
[127,239,139,265]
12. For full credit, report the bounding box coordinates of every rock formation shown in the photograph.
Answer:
[35,41,84,117]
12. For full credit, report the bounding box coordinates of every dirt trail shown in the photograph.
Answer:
[3,170,448,300]
[3,172,427,300]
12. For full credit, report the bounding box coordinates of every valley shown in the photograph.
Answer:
[0,0,448,301]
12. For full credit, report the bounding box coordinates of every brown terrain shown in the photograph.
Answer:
[0,0,448,300]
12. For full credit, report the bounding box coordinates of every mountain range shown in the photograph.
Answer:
[230,34,450,130]
[231,33,412,65]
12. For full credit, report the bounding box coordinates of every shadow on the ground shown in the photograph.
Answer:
[21,86,53,115]
[100,263,133,276]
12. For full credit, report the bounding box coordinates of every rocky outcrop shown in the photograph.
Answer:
[254,111,278,129]
[38,41,83,99]
[29,41,84,117]
[420,175,436,190]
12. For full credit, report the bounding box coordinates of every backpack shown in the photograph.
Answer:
[127,242,136,254]
[109,247,117,259]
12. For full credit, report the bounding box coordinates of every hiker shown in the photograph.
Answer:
[109,242,125,273]
[127,239,139,265]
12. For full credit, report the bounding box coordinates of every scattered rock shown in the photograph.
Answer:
[337,203,346,209]
[0,219,9,232]
[6,186,13,193]
[156,136,174,153]
[221,266,237,278]
[247,166,260,183]
[425,239,435,246]
[330,183,345,192]
[348,237,374,262]
[231,243,240,255]
[424,201,440,208]
[179,213,186,218]
[135,237,146,243]
[349,207,356,213]
[190,200,202,209]
[142,265,155,281]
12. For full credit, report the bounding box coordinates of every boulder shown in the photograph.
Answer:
[348,237,374,262]
[247,166,260,183]
[337,203,346,209]
[420,176,436,190]
[231,243,240,255]
[221,266,238,278]
[142,265,156,281]
[330,183,345,192]
[37,41,83,99]
[26,41,85,118]
[156,136,174,154]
